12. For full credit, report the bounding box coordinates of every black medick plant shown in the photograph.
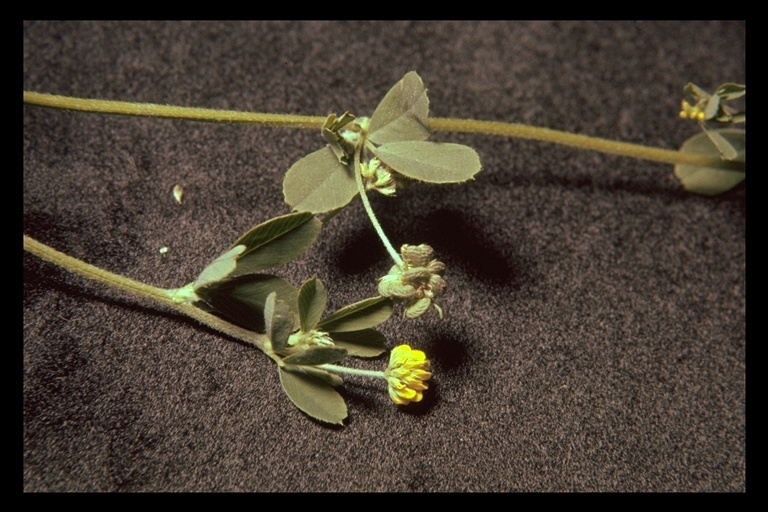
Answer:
[23,72,745,424]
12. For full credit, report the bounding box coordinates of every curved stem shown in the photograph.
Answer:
[353,148,404,268]
[23,91,744,171]
[23,234,274,357]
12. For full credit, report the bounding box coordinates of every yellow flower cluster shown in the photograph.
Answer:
[385,344,432,405]
[679,100,706,121]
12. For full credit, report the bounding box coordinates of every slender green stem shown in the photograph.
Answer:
[23,234,274,357]
[429,117,745,172]
[353,148,404,268]
[23,91,326,128]
[319,364,386,379]
[24,90,745,172]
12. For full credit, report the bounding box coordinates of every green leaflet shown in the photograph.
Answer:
[193,245,246,290]
[194,212,321,290]
[279,366,347,425]
[674,129,745,196]
[298,277,328,332]
[195,274,299,332]
[282,346,348,366]
[367,71,431,145]
[329,329,387,358]
[264,292,295,353]
[283,146,359,214]
[229,211,322,276]
[701,125,739,161]
[715,83,745,101]
[317,296,394,333]
[371,140,482,184]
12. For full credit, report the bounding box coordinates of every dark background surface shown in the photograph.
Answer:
[23,21,745,492]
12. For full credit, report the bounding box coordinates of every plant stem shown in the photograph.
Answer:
[353,148,404,268]
[24,91,745,172]
[318,364,386,379]
[23,91,326,128]
[23,234,274,357]
[428,118,745,172]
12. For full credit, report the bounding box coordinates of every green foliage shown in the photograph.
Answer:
[684,82,745,124]
[264,292,295,353]
[283,147,359,214]
[279,366,347,425]
[327,329,387,358]
[675,129,745,196]
[317,296,394,333]
[367,71,431,144]
[298,277,328,333]
[282,346,349,366]
[190,212,324,333]
[228,212,322,277]
[193,211,321,289]
[195,274,299,332]
[283,71,482,214]
[371,140,482,183]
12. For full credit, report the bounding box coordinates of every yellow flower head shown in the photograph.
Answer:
[385,344,432,405]
[679,100,706,121]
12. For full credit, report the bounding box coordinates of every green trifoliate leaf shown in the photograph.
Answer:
[674,129,745,196]
[283,146,359,214]
[329,329,387,358]
[368,71,431,145]
[195,274,299,332]
[371,141,482,184]
[229,211,322,277]
[715,83,745,101]
[317,296,394,333]
[193,245,246,290]
[279,367,347,425]
[282,346,348,366]
[264,292,295,353]
[298,277,327,332]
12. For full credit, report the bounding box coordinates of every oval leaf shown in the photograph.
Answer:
[372,141,482,184]
[193,245,246,290]
[329,329,387,358]
[282,346,348,366]
[317,296,393,333]
[279,367,347,425]
[195,274,299,332]
[285,365,344,387]
[674,129,745,196]
[715,83,745,101]
[264,292,295,352]
[230,211,322,276]
[701,125,739,160]
[368,71,431,145]
[283,146,359,214]
[298,277,327,332]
